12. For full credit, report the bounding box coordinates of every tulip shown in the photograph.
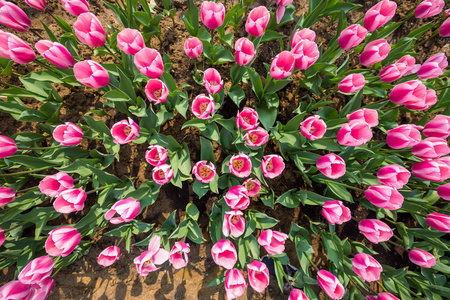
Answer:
[338,73,366,93]
[379,63,407,82]
[300,115,327,140]
[337,120,373,147]
[352,253,383,282]
[229,153,252,178]
[438,182,450,200]
[247,260,269,293]
[415,0,445,18]
[145,79,169,104]
[224,185,250,210]
[200,1,225,30]
[39,172,74,197]
[134,47,164,78]
[291,39,320,70]
[0,135,17,159]
[53,187,87,214]
[412,137,450,159]
[0,228,4,247]
[192,161,216,183]
[45,226,81,257]
[407,89,436,111]
[145,145,168,167]
[35,40,75,69]
[0,281,32,300]
[363,0,397,31]
[104,198,140,224]
[316,154,346,179]
[418,52,448,80]
[291,28,316,48]
[234,37,255,66]
[347,108,378,128]
[242,178,261,197]
[18,256,54,284]
[412,159,450,182]
[225,269,247,299]
[191,94,215,120]
[53,122,83,146]
[203,68,223,95]
[169,242,190,269]
[243,127,269,147]
[423,114,450,138]
[73,13,106,47]
[134,235,169,276]
[73,60,109,88]
[117,28,144,55]
[258,229,288,255]
[426,212,450,233]
[30,278,54,300]
[377,165,410,189]
[365,296,377,300]
[378,292,400,300]
[365,185,404,210]
[110,117,139,145]
[338,24,368,50]
[152,164,174,185]
[386,124,423,149]
[289,289,309,300]
[246,6,270,37]
[275,0,293,24]
[409,249,436,268]
[61,0,89,16]
[222,210,245,238]
[322,201,351,225]
[359,39,391,66]
[270,50,295,79]
[184,37,203,58]
[0,1,31,31]
[0,31,36,64]
[261,154,285,179]
[98,246,120,267]
[211,239,237,269]
[0,187,15,207]
[25,0,46,11]
[236,107,259,131]
[390,80,426,106]
[395,55,417,73]
[359,219,393,244]
[317,270,345,300]
[439,15,450,37]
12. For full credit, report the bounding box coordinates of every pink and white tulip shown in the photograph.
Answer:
[338,73,366,93]
[261,154,285,179]
[0,31,36,64]
[338,24,367,50]
[61,0,89,16]
[316,270,345,300]
[105,198,140,224]
[412,159,450,182]
[200,1,225,30]
[365,185,404,210]
[18,256,54,284]
[390,80,426,106]
[145,79,169,104]
[270,51,295,79]
[289,289,309,300]
[418,52,448,80]
[134,48,164,78]
[291,28,316,48]
[236,107,259,131]
[322,201,351,225]
[291,40,319,70]
[363,0,397,31]
[242,178,261,197]
[53,122,83,146]
[438,182,450,201]
[192,161,216,183]
[152,164,174,185]
[426,212,450,233]
[316,153,346,179]
[258,229,288,255]
[211,239,237,269]
[243,127,269,147]
[184,37,203,58]
[134,235,169,276]
[352,253,383,282]
[145,145,168,167]
[245,6,270,37]
[0,135,17,159]
[229,153,252,178]
[247,260,270,293]
[192,94,215,119]
[53,187,87,214]
[224,185,250,210]
[386,124,423,149]
[39,172,74,197]
[0,187,15,207]
[73,60,109,88]
[359,39,391,66]
[35,40,75,69]
[347,108,378,128]
[98,246,120,267]
[169,242,190,269]
[45,226,81,257]
[0,1,31,32]
[377,165,410,189]
[224,268,247,299]
[300,115,327,140]
[412,137,450,159]
[203,68,223,95]
[73,13,106,47]
[234,37,255,66]
[359,219,393,244]
[110,118,140,145]
[423,115,450,138]
[0,281,33,300]
[415,0,445,19]
[117,28,144,55]
[337,120,373,147]
[408,249,436,268]
[222,210,245,238]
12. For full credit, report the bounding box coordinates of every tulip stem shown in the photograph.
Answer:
[16,186,39,194]
[115,234,127,246]
[1,215,42,232]
[86,185,113,195]
[104,45,121,63]
[30,28,44,40]
[34,59,66,77]
[305,255,319,272]
[0,166,52,178]
[325,180,364,191]
[281,265,294,291]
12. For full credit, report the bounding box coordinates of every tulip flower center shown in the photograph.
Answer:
[248,133,259,143]
[209,80,218,86]
[265,159,274,171]
[310,125,316,134]
[243,117,250,124]
[124,126,131,136]
[199,102,209,114]
[199,166,212,178]
[143,258,153,266]
[246,181,255,190]
[158,170,166,179]
[230,215,239,223]
[153,88,162,99]
[154,152,160,160]
[232,159,244,171]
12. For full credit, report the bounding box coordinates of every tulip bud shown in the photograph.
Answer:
[322,201,351,225]
[18,256,54,284]
[200,1,225,30]
[169,242,190,269]
[35,40,75,69]
[145,145,168,167]
[184,37,203,58]
[365,185,404,210]
[437,182,450,201]
[117,28,144,55]
[408,249,436,268]
[417,52,448,80]
[105,198,140,224]
[246,6,270,37]
[98,246,120,267]
[229,153,252,178]
[234,37,255,66]
[359,219,393,244]
[408,88,436,112]
[337,120,373,147]
[377,165,410,189]
[0,31,36,64]
[390,80,427,106]
[243,127,269,147]
[317,270,345,300]
[61,0,89,16]
[439,15,450,37]
[270,50,295,79]
[412,159,450,182]
[242,178,261,197]
[53,187,87,213]
[134,47,164,78]
[352,253,383,282]
[0,281,33,299]
[378,292,400,300]
[236,107,259,131]
[338,24,367,50]
[363,0,397,31]
[247,260,270,293]
[386,124,423,149]
[192,161,216,183]
[145,79,169,104]
[359,39,391,66]
[0,227,4,247]
[426,212,450,233]
[45,226,81,257]
[224,185,250,210]
[412,137,450,159]
[211,239,237,269]
[423,114,450,138]
[73,60,109,88]
[203,68,223,95]
[316,153,346,179]
[338,73,366,93]
[152,164,174,185]
[289,289,309,300]
[0,1,31,31]
[191,94,215,119]
[347,108,378,128]
[379,63,407,82]
[291,40,319,70]
[224,269,247,299]
[25,0,46,11]
[0,135,17,159]
[0,187,15,207]
[291,28,316,48]
[258,229,288,255]
[261,154,285,179]
[110,118,139,145]
[53,122,83,146]
[415,0,445,19]
[300,115,327,140]
[73,12,106,47]
[222,210,245,238]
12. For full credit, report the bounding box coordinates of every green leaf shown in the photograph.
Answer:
[193,180,209,198]
[339,89,363,117]
[246,67,263,100]
[227,85,245,107]
[103,90,130,102]
[207,272,226,287]
[276,189,300,208]
[186,203,200,221]
[84,115,111,136]
[5,155,57,169]
[261,30,286,42]
[187,219,205,244]
[326,181,353,202]
[200,136,215,164]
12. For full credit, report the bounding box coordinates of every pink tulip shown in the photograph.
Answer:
[145,79,169,104]
[338,73,366,93]
[418,53,448,80]
[192,160,216,183]
[110,117,139,145]
[134,47,164,78]
[18,256,54,284]
[73,13,105,47]
[30,277,54,300]
[117,28,144,55]
[347,108,378,128]
[191,94,215,120]
[378,292,400,300]
[396,55,417,73]
[412,159,450,181]
[412,137,450,159]
[352,253,383,282]
[35,40,75,69]
[0,135,17,159]
[363,0,397,31]
[0,281,32,300]
[0,31,36,64]
[73,60,109,88]
[289,289,309,300]
[134,235,169,276]
[337,120,373,147]
[317,270,345,300]
[439,16,450,37]
[0,187,15,207]
[39,172,74,197]
[390,80,426,106]
[415,0,445,18]
[316,153,346,179]
[61,0,89,16]
[246,6,270,37]
[222,210,245,238]
[243,127,269,147]
[291,40,319,70]
[386,124,423,149]
[359,219,393,244]
[261,154,285,179]
[247,260,269,293]
[258,229,288,255]
[275,0,293,24]
[407,89,437,111]
[423,114,450,138]
[152,164,174,185]
[236,107,259,131]
[184,37,203,58]
[45,226,81,257]
[242,178,261,197]
[145,145,168,167]
[104,198,140,224]
[426,212,450,233]
[438,182,450,200]
[225,268,247,299]
[322,201,351,225]
[270,50,295,79]
[0,228,4,248]
[338,24,368,50]
[200,1,225,30]
[98,246,120,267]
[291,28,316,48]
[169,242,190,269]
[0,1,31,31]
[53,187,87,214]
[25,0,46,11]
[224,185,250,210]
[234,37,255,66]
[377,165,410,189]
[211,239,237,269]
[229,153,252,178]
[409,249,436,268]
[365,185,404,210]
[53,122,83,146]
[379,63,408,82]
[365,296,377,300]
[300,115,327,140]
[359,39,391,66]
[203,68,223,95]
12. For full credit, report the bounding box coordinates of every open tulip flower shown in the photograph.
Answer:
[224,185,250,210]
[229,153,252,178]
[145,79,169,104]
[236,107,259,131]
[53,122,83,146]
[105,198,141,224]
[243,127,269,147]
[152,164,174,185]
[211,239,237,269]
[247,260,269,293]
[110,118,140,145]
[145,145,168,167]
[98,246,120,267]
[222,210,245,238]
[291,39,319,70]
[134,235,169,276]
[242,178,261,197]
[300,115,327,140]
[261,154,285,179]
[317,270,345,300]
[169,242,190,269]
[192,160,216,183]
[258,229,288,255]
